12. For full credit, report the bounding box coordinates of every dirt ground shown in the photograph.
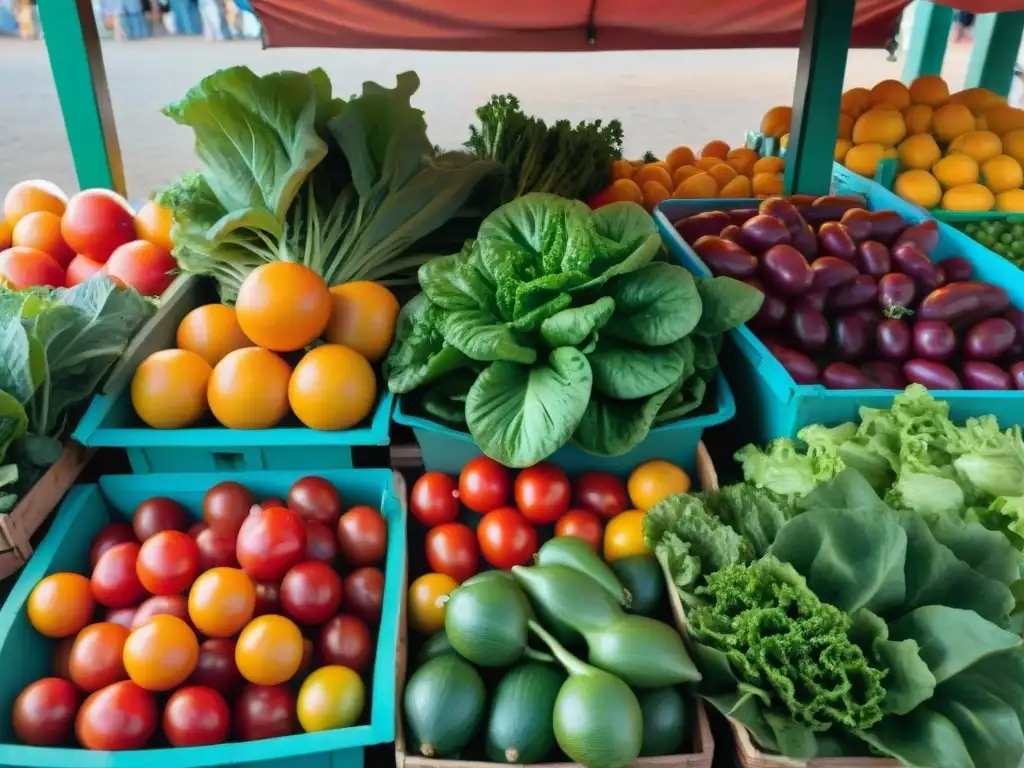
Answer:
[0,37,972,198]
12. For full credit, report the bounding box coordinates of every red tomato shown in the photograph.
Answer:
[236,506,307,581]
[13,678,78,746]
[195,526,239,570]
[253,580,282,616]
[410,472,460,526]
[280,561,343,625]
[60,189,136,263]
[459,456,510,513]
[162,686,231,747]
[89,523,136,568]
[69,622,130,692]
[11,211,74,267]
[234,684,295,741]
[51,637,76,681]
[187,638,242,695]
[337,505,387,566]
[188,521,207,538]
[136,530,199,595]
[0,246,64,289]
[477,507,539,569]
[514,463,571,524]
[317,614,373,673]
[105,240,175,296]
[103,606,137,630]
[132,497,188,541]
[287,476,342,526]
[75,681,157,751]
[131,594,189,630]
[203,481,254,537]
[259,497,286,511]
[343,567,385,623]
[555,509,604,550]
[297,638,315,679]
[65,254,104,287]
[304,521,338,563]
[573,471,630,519]
[425,522,479,583]
[91,542,145,608]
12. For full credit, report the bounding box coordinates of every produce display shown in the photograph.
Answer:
[673,194,1024,389]
[1,180,177,295]
[13,475,386,749]
[951,218,1024,270]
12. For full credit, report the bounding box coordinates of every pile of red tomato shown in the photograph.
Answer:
[13,476,389,752]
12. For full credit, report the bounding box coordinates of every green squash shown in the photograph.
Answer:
[610,554,665,616]
[586,615,701,688]
[511,564,622,644]
[444,575,532,667]
[637,687,690,756]
[485,662,566,763]
[403,654,485,758]
[416,631,455,666]
[536,537,630,606]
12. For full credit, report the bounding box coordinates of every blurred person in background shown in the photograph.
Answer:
[953,10,975,42]
[199,0,230,40]
[121,0,150,38]
[16,0,38,39]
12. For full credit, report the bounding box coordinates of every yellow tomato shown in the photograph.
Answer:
[297,665,366,732]
[603,510,650,563]
[235,614,304,686]
[408,573,458,635]
[627,460,691,511]
[27,572,94,638]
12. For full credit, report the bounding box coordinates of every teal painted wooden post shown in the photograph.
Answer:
[965,12,1024,98]
[37,0,125,194]
[784,0,854,196]
[901,2,953,81]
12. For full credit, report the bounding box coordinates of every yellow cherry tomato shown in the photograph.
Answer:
[627,460,690,511]
[603,510,650,563]
[297,665,366,732]
[408,573,458,635]
[235,615,303,685]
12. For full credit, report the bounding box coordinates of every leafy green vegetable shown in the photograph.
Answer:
[386,193,763,467]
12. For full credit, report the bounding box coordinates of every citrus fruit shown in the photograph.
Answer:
[995,189,1024,212]
[603,510,650,563]
[0,246,64,290]
[852,110,906,147]
[131,349,212,429]
[3,180,67,226]
[981,154,1024,193]
[844,143,886,177]
[1002,128,1024,166]
[323,281,400,362]
[235,615,304,686]
[133,200,174,251]
[932,154,980,188]
[894,170,942,209]
[898,134,942,170]
[760,106,791,138]
[983,105,1024,135]
[902,104,933,135]
[408,573,458,635]
[869,79,911,110]
[833,139,854,163]
[628,460,691,511]
[840,87,871,118]
[932,103,976,142]
[941,183,996,212]
[288,344,377,431]
[176,304,251,367]
[296,666,365,732]
[11,212,74,267]
[908,74,949,107]
[948,130,1002,164]
[952,87,1001,115]
[235,263,332,352]
[123,615,199,691]
[28,573,94,638]
[207,347,291,430]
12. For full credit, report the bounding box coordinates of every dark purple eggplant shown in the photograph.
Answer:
[913,321,957,361]
[964,318,1017,360]
[761,198,817,257]
[771,346,820,384]
[834,314,871,361]
[878,273,916,312]
[674,211,730,243]
[817,222,857,261]
[793,290,829,313]
[893,219,939,256]
[858,241,891,277]
[940,256,973,282]
[823,362,872,389]
[740,215,792,253]
[693,236,759,278]
[962,361,1012,390]
[761,245,813,295]
[867,210,908,245]
[839,209,873,243]
[727,208,760,227]
[876,318,912,360]
[1011,361,1024,390]
[801,195,866,226]
[810,256,859,291]
[861,361,907,389]
[892,244,940,289]
[903,359,963,389]
[790,306,830,352]
[917,281,1011,325]
[830,275,878,312]
[720,224,743,244]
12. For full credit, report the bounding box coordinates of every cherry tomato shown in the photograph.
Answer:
[89,523,135,568]
[459,456,510,513]
[132,497,189,541]
[13,678,78,746]
[136,530,199,595]
[51,637,76,680]
[317,614,373,672]
[91,542,145,608]
[279,561,343,625]
[103,607,136,630]
[236,506,307,581]
[305,520,338,563]
[188,521,207,538]
[69,622,130,691]
[477,507,538,569]
[555,509,604,550]
[337,505,387,566]
[28,572,94,637]
[297,665,365,732]
[131,594,189,630]
[188,567,256,638]
[162,686,231,747]
[195,526,240,570]
[123,614,199,691]
[187,638,242,695]
[253,580,282,616]
[235,615,304,686]
[258,497,286,511]
[574,471,630,519]
[410,472,460,526]
[60,189,136,263]
[343,567,385,624]
[514,463,571,525]
[75,681,157,751]
[203,481,254,537]
[234,684,295,741]
[425,522,478,583]
[407,573,457,635]
[287,476,342,526]
[298,638,316,679]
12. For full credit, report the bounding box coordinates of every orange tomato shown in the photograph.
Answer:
[603,510,650,563]
[11,212,74,268]
[176,304,251,367]
[627,460,691,511]
[3,180,67,226]
[235,263,332,352]
[322,282,400,362]
[188,567,256,638]
[131,349,212,429]
[123,614,199,691]
[604,178,643,205]
[610,159,635,180]
[69,622,130,691]
[665,146,696,170]
[207,347,291,430]
[288,344,376,431]
[27,573,94,638]
[105,240,176,296]
[701,140,731,159]
[0,219,11,250]
[133,200,174,251]
[408,572,458,635]
[235,615,304,686]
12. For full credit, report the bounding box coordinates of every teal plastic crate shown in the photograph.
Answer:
[72,391,394,473]
[0,468,405,768]
[393,371,735,476]
[653,163,1024,445]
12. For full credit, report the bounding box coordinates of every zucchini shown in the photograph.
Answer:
[637,687,690,756]
[536,537,630,606]
[403,654,485,758]
[416,631,454,666]
[511,564,622,644]
[610,555,665,616]
[462,570,515,588]
[587,615,701,688]
[445,575,532,667]
[485,662,565,763]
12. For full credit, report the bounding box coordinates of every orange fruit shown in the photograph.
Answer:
[672,165,702,186]
[134,200,174,252]
[235,615,304,686]
[188,567,256,638]
[640,181,670,211]
[909,74,950,107]
[3,180,67,226]
[837,113,855,140]
[726,148,759,177]
[673,173,718,199]
[176,304,252,367]
[235,263,332,352]
[603,510,650,563]
[131,349,212,429]
[700,140,730,159]
[11,211,74,268]
[695,156,725,171]
[288,344,377,431]
[627,460,691,510]
[870,79,911,110]
[322,282,400,363]
[28,573,95,638]
[0,219,11,251]
[665,146,696,169]
[207,347,292,430]
[720,175,752,197]
[609,159,634,180]
[753,156,785,175]
[123,615,199,691]
[760,106,792,138]
[707,163,737,188]
[604,178,643,205]
[633,164,673,190]
[841,87,872,118]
